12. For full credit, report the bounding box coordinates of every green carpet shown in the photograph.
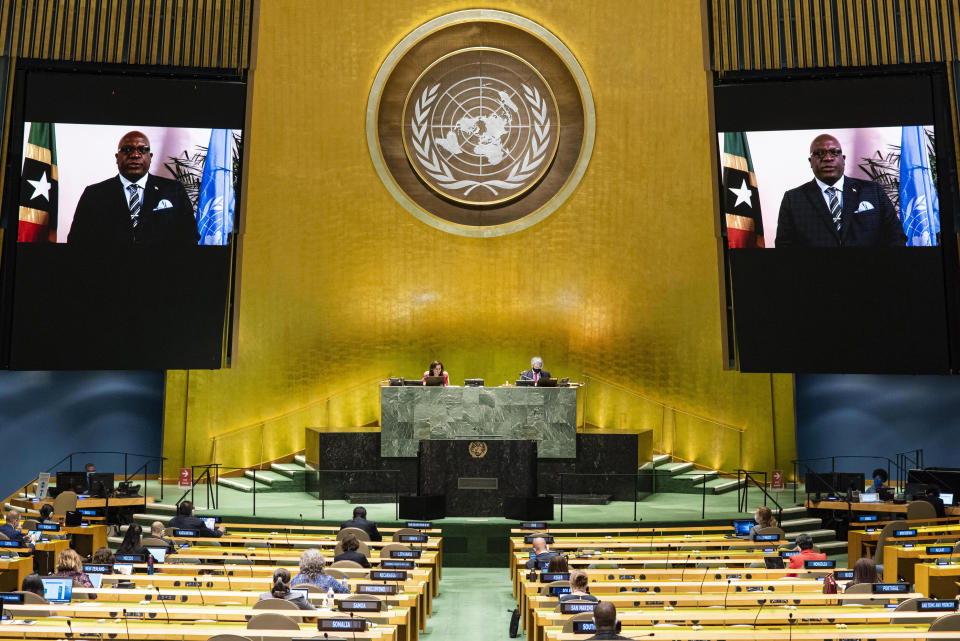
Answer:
[420,567,515,641]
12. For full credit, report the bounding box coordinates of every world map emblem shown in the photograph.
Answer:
[367,10,595,237]
[402,49,560,206]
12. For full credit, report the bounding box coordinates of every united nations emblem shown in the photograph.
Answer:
[468,441,488,458]
[403,49,559,206]
[367,10,595,237]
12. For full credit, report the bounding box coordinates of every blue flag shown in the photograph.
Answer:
[899,126,939,246]
[196,129,235,246]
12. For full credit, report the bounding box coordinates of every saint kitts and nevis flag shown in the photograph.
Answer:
[721,131,764,248]
[18,122,59,242]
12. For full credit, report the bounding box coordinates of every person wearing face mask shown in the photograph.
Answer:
[520,356,551,384]
[871,468,889,490]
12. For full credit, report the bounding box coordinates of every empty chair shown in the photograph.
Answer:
[873,520,909,564]
[323,568,347,580]
[52,491,77,516]
[929,612,960,638]
[245,612,300,630]
[841,582,875,606]
[252,598,300,611]
[539,580,570,596]
[329,560,364,569]
[906,500,936,525]
[21,519,38,531]
[336,527,369,542]
[392,528,422,541]
[378,543,411,558]
[561,611,594,633]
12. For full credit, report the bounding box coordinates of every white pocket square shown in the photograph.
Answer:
[153,199,173,211]
[855,200,875,213]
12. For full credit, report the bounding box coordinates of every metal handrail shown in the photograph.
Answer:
[791,455,903,503]
[736,469,783,523]
[312,469,401,520]
[43,450,166,501]
[558,472,649,523]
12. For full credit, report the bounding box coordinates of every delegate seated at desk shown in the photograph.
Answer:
[340,506,382,542]
[559,570,598,603]
[0,509,26,545]
[334,532,371,568]
[167,500,224,537]
[787,533,826,577]
[422,360,450,386]
[923,486,947,518]
[259,567,315,610]
[525,536,555,570]
[520,356,550,384]
[587,601,629,641]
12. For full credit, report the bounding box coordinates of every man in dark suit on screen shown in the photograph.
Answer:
[775,133,906,248]
[67,130,199,245]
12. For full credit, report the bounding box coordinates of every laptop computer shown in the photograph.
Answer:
[87,572,104,588]
[423,376,445,386]
[941,492,955,505]
[146,547,167,563]
[731,519,754,536]
[41,577,73,604]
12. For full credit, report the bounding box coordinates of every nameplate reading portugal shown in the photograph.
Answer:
[872,583,909,593]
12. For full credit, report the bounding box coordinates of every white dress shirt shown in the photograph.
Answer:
[814,176,844,212]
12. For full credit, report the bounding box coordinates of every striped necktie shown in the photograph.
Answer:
[127,183,141,228]
[826,186,841,232]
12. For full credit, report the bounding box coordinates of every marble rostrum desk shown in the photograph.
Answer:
[379,385,578,458]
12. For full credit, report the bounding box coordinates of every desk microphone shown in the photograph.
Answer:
[154,586,171,623]
[241,553,255,578]
[65,618,74,639]
[788,611,794,641]
[664,544,671,571]
[299,513,306,535]
[193,576,206,606]
[697,566,710,594]
[221,559,233,590]
[752,598,767,628]
[679,554,691,581]
[722,579,732,609]
[121,608,132,640]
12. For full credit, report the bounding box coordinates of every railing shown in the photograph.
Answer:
[208,374,389,470]
[177,464,222,511]
[580,373,745,473]
[736,469,783,523]
[45,450,166,502]
[791,453,918,503]
[310,469,401,521]
[556,471,654,522]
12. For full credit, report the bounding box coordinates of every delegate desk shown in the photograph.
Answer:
[915,561,960,598]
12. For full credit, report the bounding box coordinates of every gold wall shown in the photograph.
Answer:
[162,0,796,478]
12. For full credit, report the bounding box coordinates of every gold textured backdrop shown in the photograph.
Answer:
[162,0,796,478]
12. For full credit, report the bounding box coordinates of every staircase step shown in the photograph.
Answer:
[147,503,179,513]
[707,478,744,494]
[817,540,848,552]
[294,454,307,465]
[784,528,835,542]
[270,463,306,479]
[654,462,694,476]
[651,454,673,468]
[218,477,256,493]
[780,517,822,532]
[780,506,809,518]
[243,470,287,485]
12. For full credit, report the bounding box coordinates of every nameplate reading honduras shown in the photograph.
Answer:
[804,560,835,568]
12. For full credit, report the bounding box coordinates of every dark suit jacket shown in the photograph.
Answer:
[525,550,555,570]
[924,496,947,518]
[775,177,906,248]
[167,515,223,538]
[520,369,551,382]
[334,550,371,568]
[68,174,199,245]
[0,524,24,546]
[339,517,382,542]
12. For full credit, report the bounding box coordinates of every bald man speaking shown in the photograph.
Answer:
[68,130,199,245]
[775,133,906,248]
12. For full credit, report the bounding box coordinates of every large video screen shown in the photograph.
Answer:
[0,67,246,370]
[715,71,959,374]
[18,123,238,246]
[720,126,938,249]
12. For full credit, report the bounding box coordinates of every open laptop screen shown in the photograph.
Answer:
[41,577,73,604]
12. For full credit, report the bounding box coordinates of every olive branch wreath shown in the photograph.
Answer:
[410,83,551,196]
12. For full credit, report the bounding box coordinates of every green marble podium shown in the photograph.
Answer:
[380,385,578,458]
